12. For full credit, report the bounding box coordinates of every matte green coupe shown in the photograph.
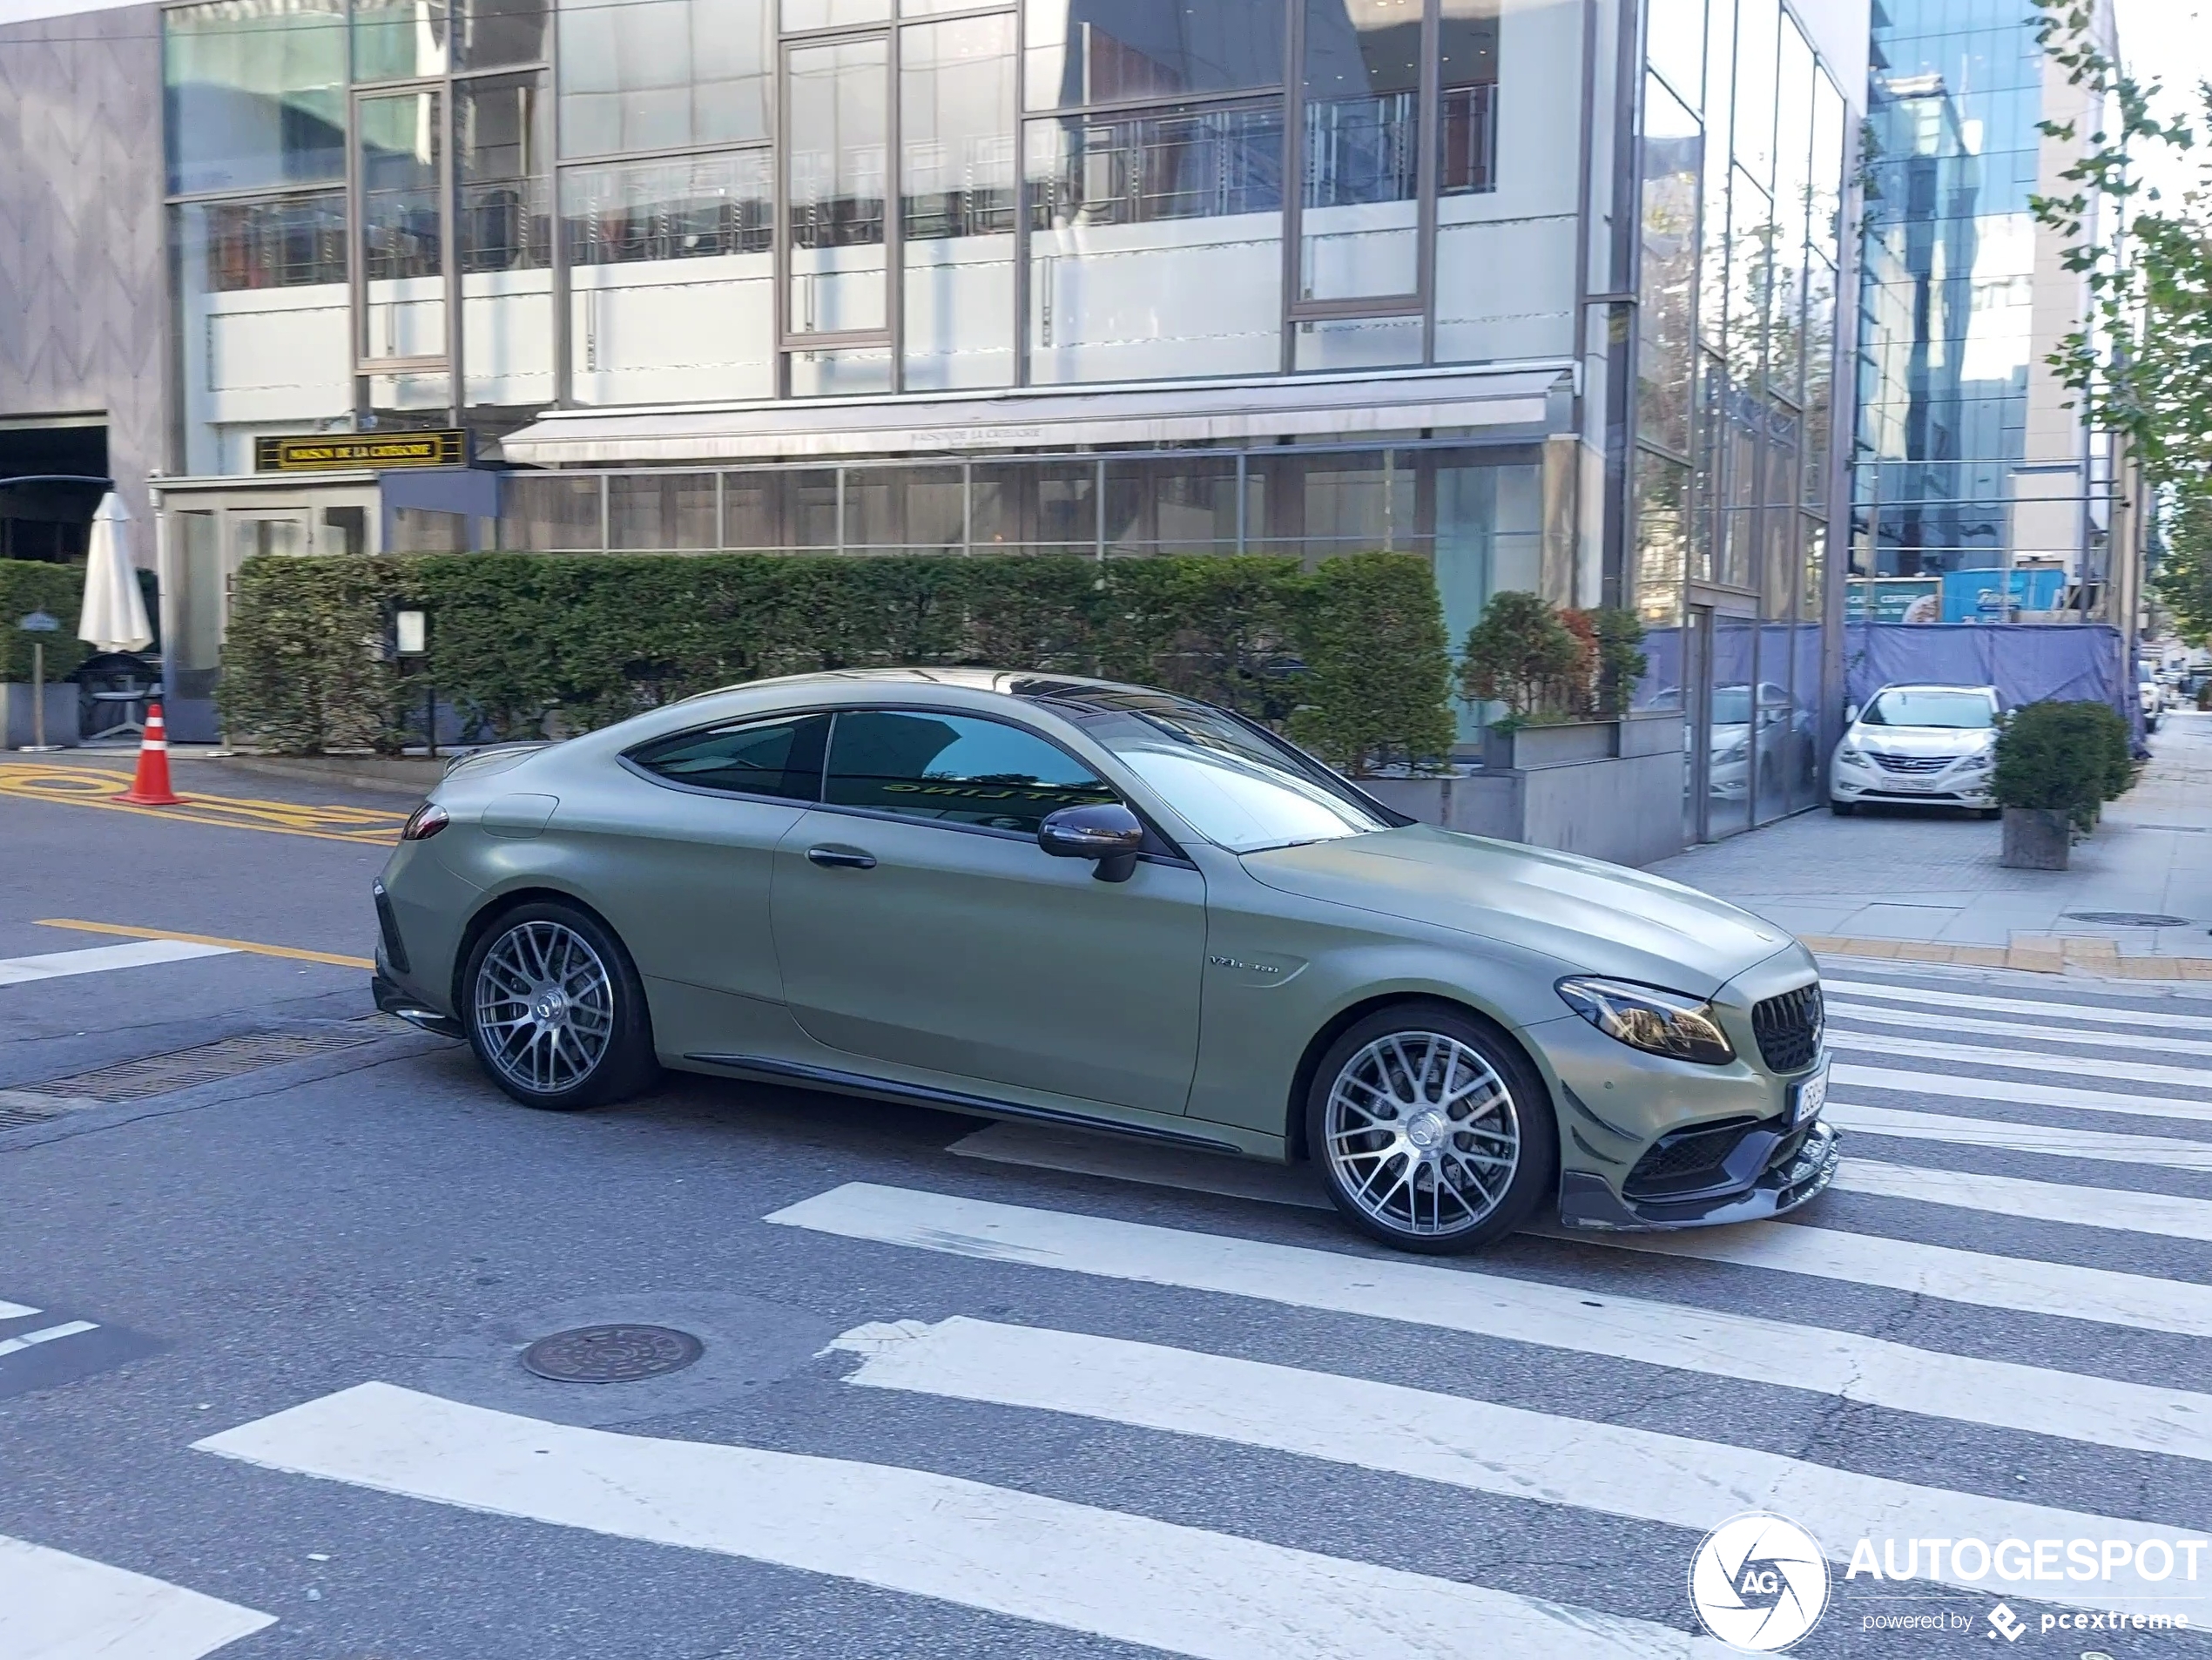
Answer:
[373,669,1837,1252]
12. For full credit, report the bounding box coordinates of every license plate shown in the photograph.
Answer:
[1790,1057,1830,1126]
[1889,774,1932,790]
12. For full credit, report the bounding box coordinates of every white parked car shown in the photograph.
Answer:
[2140,678,2163,732]
[1830,684,2001,818]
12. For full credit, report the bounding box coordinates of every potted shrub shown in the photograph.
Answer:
[1458,592,1648,769]
[1992,699,2137,869]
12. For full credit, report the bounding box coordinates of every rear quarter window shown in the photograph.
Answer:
[625,713,828,801]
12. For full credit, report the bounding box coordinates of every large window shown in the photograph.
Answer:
[557,0,771,155]
[901,14,1018,389]
[1022,0,1285,109]
[1026,100,1286,382]
[165,0,347,195]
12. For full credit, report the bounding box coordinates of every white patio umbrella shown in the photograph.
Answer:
[78,492,152,654]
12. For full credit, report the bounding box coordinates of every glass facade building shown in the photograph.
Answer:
[1849,0,2121,617]
[144,0,1861,847]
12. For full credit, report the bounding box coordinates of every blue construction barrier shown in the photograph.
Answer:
[1844,622,2145,746]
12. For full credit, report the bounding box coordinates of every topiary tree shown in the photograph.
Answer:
[1287,551,1456,775]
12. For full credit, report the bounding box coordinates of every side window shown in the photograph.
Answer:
[627,713,828,801]
[824,710,1117,835]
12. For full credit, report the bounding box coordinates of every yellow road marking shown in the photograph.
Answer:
[36,919,374,971]
[0,762,407,846]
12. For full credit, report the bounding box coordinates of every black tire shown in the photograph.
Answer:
[462,900,661,1111]
[1303,1001,1557,1254]
[1829,800,1854,815]
[1978,806,2001,820]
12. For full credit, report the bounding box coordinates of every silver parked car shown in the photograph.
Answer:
[374,670,1837,1255]
[1830,684,2001,817]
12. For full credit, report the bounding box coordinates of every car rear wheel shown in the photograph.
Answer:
[462,901,660,1111]
[1305,1003,1556,1254]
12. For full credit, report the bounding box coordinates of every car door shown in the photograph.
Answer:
[569,710,829,1003]
[769,706,1206,1117]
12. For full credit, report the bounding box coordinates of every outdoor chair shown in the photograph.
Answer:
[73,651,158,743]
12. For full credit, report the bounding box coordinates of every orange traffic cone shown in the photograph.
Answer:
[117,701,183,806]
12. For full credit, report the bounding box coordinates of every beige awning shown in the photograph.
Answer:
[495,365,1572,467]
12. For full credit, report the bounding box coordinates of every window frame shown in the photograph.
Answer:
[618,709,832,803]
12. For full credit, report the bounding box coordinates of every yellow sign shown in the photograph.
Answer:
[255,430,469,473]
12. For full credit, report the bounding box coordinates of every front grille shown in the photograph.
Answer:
[1870,752,1949,774]
[1624,1117,1758,1199]
[1752,982,1824,1072]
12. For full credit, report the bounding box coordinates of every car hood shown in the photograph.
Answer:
[1850,725,1993,757]
[1238,825,1793,998]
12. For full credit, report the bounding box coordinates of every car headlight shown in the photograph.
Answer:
[1837,745,1870,768]
[1555,976,1736,1065]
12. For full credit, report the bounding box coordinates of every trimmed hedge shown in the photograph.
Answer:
[218,550,1456,773]
[0,560,88,682]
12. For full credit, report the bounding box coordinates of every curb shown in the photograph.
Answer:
[1803,933,2212,981]
[199,753,442,800]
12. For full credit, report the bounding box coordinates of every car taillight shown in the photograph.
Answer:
[401,802,450,840]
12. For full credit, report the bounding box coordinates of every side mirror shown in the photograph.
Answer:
[1843,703,1859,725]
[1039,802,1144,883]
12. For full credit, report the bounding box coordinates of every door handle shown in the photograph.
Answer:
[806,846,876,870]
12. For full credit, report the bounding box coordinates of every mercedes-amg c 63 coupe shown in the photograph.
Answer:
[374,669,1836,1253]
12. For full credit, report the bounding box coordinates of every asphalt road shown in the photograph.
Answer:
[3,752,2211,1658]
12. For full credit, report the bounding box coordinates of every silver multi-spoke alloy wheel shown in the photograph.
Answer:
[1323,1030,1522,1238]
[474,920,617,1095]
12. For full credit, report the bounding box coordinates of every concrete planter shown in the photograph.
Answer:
[1,681,80,748]
[1480,720,1618,772]
[2000,806,2073,870]
[1366,715,1687,868]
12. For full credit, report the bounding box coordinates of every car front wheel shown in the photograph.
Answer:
[1305,1003,1556,1254]
[462,901,660,1111]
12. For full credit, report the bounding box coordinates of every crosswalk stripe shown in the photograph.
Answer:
[197,1381,1727,1660]
[1827,977,2212,1031]
[835,1316,2202,1616]
[0,1300,39,1320]
[0,1534,274,1660]
[1547,1219,2212,1337]
[1837,1064,2212,1125]
[1833,999,2212,1057]
[0,939,234,988]
[1831,1099,2212,1171]
[0,1320,98,1359]
[1833,1158,2212,1241]
[768,1183,2212,1462]
[1831,1031,2212,1091]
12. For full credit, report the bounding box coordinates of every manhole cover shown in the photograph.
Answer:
[2065,911,2192,928]
[521,1324,703,1383]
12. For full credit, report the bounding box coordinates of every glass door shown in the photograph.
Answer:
[355,86,452,414]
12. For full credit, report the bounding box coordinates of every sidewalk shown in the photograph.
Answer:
[1649,707,2212,980]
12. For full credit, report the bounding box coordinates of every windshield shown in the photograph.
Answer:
[1073,699,1392,853]
[1864,689,1995,730]
[1710,688,1751,724]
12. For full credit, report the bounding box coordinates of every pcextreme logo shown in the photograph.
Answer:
[1690,1512,1832,1652]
